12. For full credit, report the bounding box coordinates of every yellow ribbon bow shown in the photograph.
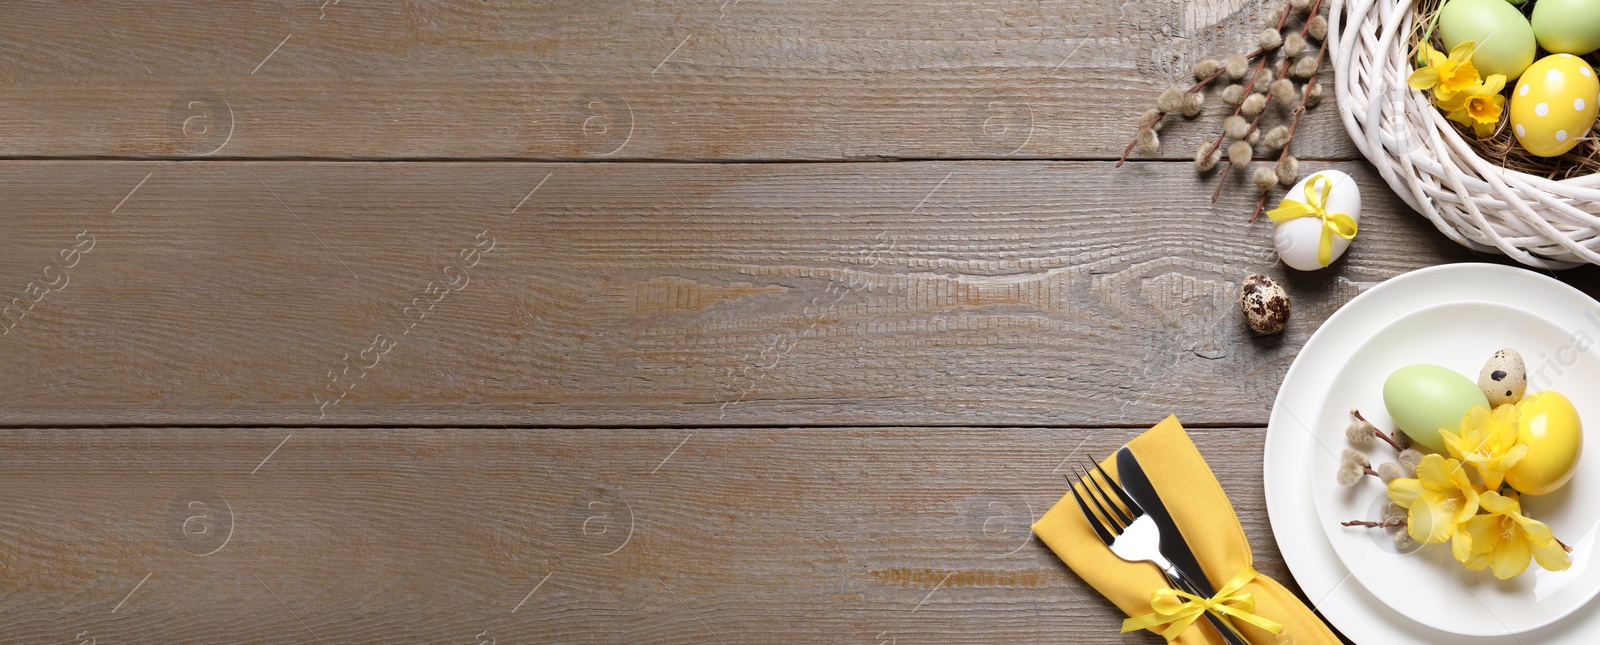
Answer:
[1267,174,1358,267]
[1120,567,1286,642]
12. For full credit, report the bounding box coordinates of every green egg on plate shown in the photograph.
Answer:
[1439,0,1538,81]
[1383,364,1490,453]
[1532,0,1600,55]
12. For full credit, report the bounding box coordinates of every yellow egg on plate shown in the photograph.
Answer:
[1510,54,1600,157]
[1505,390,1583,495]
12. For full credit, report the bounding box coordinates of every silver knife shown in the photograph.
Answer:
[1117,447,1250,644]
[1116,446,1216,595]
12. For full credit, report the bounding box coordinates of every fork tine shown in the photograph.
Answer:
[1080,463,1132,530]
[1072,469,1123,534]
[1093,460,1142,518]
[1067,475,1116,546]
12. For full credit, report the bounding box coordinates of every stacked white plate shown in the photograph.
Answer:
[1266,263,1600,642]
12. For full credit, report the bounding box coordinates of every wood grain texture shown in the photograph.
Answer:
[2,159,1553,428]
[0,425,1305,644]
[3,2,1556,642]
[0,0,1356,161]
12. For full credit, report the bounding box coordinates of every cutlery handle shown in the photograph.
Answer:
[1165,568,1251,645]
[1199,606,1251,645]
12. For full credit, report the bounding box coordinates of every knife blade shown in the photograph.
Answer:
[1115,446,1217,597]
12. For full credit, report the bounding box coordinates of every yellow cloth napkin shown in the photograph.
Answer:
[1032,415,1340,644]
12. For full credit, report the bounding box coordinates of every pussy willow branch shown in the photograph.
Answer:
[1341,519,1407,528]
[1250,31,1330,218]
[1115,48,1268,167]
[1213,0,1327,201]
[1349,408,1405,453]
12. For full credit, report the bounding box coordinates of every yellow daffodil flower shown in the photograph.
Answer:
[1457,491,1571,579]
[1408,41,1481,101]
[1387,454,1481,544]
[1439,403,1527,489]
[1438,74,1508,138]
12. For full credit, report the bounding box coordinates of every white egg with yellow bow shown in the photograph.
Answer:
[1268,169,1361,271]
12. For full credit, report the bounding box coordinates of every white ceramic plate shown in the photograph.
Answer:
[1307,301,1600,635]
[1266,264,1600,644]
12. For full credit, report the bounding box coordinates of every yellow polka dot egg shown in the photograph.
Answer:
[1510,54,1599,157]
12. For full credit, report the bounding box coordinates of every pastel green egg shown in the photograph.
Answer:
[1383,364,1491,453]
[1439,0,1538,81]
[1532,0,1600,55]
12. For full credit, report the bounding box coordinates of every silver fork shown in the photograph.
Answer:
[1070,462,1250,645]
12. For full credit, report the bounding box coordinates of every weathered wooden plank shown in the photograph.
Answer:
[0,425,1316,643]
[0,0,1355,161]
[0,159,1531,427]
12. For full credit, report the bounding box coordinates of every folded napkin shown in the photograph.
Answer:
[1032,415,1340,644]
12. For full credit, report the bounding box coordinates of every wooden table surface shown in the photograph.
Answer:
[6,2,1600,643]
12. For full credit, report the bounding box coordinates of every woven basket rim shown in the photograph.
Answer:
[1331,0,1600,269]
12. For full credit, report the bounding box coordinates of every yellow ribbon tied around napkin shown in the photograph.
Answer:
[1267,174,1357,267]
[1032,416,1341,644]
[1120,567,1281,641]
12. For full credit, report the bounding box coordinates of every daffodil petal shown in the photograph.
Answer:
[1471,120,1494,139]
[1439,427,1468,461]
[1479,490,1516,515]
[1490,404,1519,441]
[1416,454,1451,491]
[1464,515,1503,554]
[1533,540,1572,572]
[1459,497,1481,526]
[1452,528,1475,563]
[1479,465,1505,490]
[1441,63,1476,92]
[1501,443,1529,468]
[1387,478,1423,508]
[1426,48,1447,68]
[1442,462,1482,522]
[1408,68,1441,90]
[1491,536,1533,579]
[1411,492,1459,544]
[1457,488,1481,524]
[1491,402,1517,420]
[1481,75,1506,95]
[1445,472,1479,508]
[1517,516,1555,546]
[1448,41,1476,63]
[1445,459,1475,490]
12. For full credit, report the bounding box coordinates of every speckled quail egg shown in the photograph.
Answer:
[1238,273,1290,335]
[1479,348,1528,407]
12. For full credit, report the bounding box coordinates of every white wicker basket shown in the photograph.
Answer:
[1331,0,1600,269]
